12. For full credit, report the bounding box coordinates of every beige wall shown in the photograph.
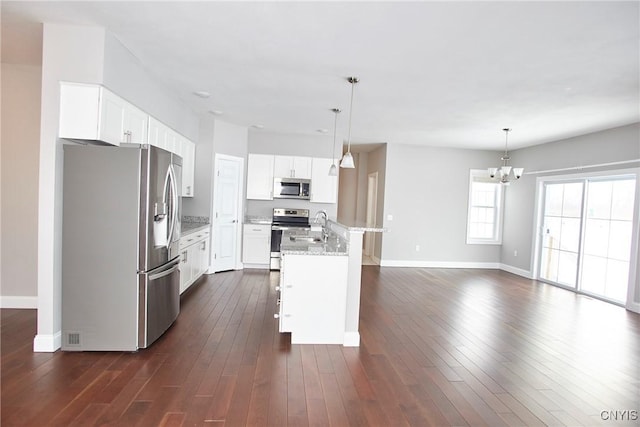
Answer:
[1,63,42,305]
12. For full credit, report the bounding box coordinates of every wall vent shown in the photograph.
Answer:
[67,332,81,346]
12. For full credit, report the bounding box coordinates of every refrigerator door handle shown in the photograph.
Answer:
[148,260,180,281]
[167,164,178,247]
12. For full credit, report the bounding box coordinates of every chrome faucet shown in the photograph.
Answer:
[314,210,330,242]
[314,210,328,226]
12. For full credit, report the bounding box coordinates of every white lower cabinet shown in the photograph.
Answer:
[242,224,271,266]
[277,253,348,344]
[179,227,210,294]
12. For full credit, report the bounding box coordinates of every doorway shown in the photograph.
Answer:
[537,173,638,305]
[212,154,244,272]
[364,172,378,263]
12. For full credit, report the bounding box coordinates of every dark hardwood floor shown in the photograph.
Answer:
[2,267,639,426]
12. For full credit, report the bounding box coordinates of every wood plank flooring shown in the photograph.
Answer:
[2,267,639,426]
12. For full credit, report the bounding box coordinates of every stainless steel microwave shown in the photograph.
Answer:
[273,177,311,199]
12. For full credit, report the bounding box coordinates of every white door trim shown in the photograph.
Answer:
[210,153,244,273]
[364,172,378,259]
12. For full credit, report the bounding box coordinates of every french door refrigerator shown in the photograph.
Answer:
[62,144,182,351]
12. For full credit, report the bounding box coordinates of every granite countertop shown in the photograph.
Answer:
[182,222,210,234]
[327,219,387,233]
[244,215,272,225]
[280,228,348,256]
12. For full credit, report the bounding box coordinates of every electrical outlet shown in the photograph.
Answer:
[514,250,518,257]
[415,244,420,252]
[387,214,393,221]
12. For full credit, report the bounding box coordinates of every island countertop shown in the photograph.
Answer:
[280,229,348,256]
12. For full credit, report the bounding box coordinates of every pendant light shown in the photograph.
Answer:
[488,128,524,185]
[340,76,359,169]
[328,108,341,176]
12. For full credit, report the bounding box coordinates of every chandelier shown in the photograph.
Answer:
[488,128,523,185]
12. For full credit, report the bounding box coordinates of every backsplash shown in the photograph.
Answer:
[182,215,210,224]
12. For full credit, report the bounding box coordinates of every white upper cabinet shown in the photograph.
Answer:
[274,155,312,179]
[175,134,195,198]
[59,82,148,146]
[247,154,275,200]
[310,157,338,204]
[148,116,169,150]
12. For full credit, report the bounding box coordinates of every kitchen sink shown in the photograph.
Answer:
[290,236,323,243]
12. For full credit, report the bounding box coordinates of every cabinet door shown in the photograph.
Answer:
[99,88,126,146]
[123,103,149,144]
[59,83,102,141]
[198,238,210,277]
[242,224,271,264]
[280,254,348,344]
[273,155,293,178]
[292,156,312,179]
[247,154,274,200]
[148,117,168,150]
[180,139,196,197]
[310,157,338,203]
[166,129,179,154]
[179,247,191,294]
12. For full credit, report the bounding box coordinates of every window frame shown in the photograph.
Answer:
[466,169,504,245]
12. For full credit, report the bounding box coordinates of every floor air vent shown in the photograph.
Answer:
[67,332,80,346]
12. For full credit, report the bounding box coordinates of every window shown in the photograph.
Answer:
[466,170,504,244]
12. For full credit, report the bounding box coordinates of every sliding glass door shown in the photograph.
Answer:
[540,182,583,288]
[581,179,636,302]
[538,175,637,305]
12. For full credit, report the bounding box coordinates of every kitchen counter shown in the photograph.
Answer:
[182,222,210,235]
[244,215,272,225]
[280,229,347,256]
[276,219,387,347]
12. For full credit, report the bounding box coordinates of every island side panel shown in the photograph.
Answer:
[344,230,364,346]
[281,253,348,345]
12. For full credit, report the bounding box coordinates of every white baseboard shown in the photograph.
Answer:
[242,263,270,269]
[380,260,501,269]
[499,263,534,279]
[626,301,640,314]
[343,332,360,347]
[33,331,62,352]
[0,296,38,309]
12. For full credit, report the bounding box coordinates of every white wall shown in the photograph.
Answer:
[1,63,41,307]
[102,32,198,141]
[381,144,501,266]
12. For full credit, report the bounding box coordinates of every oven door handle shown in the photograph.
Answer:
[271,225,311,231]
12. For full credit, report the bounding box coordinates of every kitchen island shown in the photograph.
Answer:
[278,220,385,346]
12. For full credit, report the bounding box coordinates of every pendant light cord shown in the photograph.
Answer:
[346,78,357,152]
[332,109,339,162]
[504,128,509,157]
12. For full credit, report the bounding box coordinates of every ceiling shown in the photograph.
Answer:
[2,1,639,150]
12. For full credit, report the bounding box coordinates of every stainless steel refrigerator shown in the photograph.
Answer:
[62,144,182,351]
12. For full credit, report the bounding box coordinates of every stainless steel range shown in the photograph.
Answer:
[270,208,310,270]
